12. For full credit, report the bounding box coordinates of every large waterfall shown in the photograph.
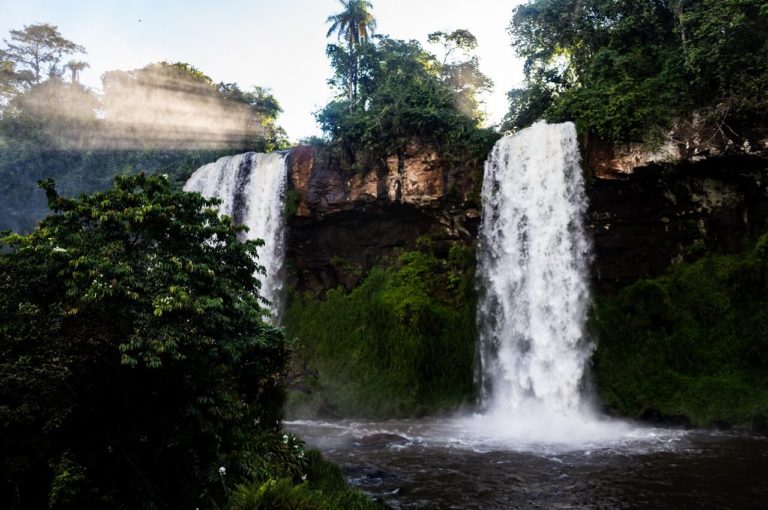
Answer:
[468,121,626,442]
[184,152,288,322]
[477,121,591,414]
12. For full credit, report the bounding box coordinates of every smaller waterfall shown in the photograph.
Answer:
[184,152,288,322]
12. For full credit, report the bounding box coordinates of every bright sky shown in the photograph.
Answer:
[0,0,526,142]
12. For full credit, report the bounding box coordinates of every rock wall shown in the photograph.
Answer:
[588,155,768,291]
[582,114,768,289]
[284,143,768,295]
[583,112,768,178]
[284,146,480,294]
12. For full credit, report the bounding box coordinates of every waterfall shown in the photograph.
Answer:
[183,152,288,323]
[474,121,605,439]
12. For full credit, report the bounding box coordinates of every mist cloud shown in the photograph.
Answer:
[5,63,275,151]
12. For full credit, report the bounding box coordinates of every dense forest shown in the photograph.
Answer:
[503,0,768,143]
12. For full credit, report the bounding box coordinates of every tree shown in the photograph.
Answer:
[2,77,99,146]
[317,35,496,178]
[325,0,377,106]
[3,23,85,87]
[1,24,86,116]
[216,83,289,151]
[100,62,287,151]
[65,60,89,84]
[504,0,691,141]
[677,0,768,113]
[428,29,478,67]
[325,0,377,47]
[427,29,493,121]
[0,174,297,508]
[504,0,768,142]
[0,50,31,105]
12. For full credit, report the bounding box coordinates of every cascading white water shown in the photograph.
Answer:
[459,120,635,443]
[283,122,668,449]
[477,120,592,415]
[183,152,288,323]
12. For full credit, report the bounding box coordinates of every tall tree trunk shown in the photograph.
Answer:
[347,32,355,110]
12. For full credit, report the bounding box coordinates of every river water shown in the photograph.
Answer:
[287,419,768,509]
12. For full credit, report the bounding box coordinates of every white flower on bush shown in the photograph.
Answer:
[218,466,226,476]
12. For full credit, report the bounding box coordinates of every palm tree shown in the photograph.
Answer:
[326,0,376,106]
[66,60,89,84]
[326,0,376,46]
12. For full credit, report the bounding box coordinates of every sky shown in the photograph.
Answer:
[0,0,526,142]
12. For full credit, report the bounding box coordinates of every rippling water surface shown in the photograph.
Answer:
[286,419,768,509]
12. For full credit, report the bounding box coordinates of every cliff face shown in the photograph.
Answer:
[585,119,768,289]
[285,146,481,293]
[285,142,768,294]
[583,113,768,178]
[588,155,768,290]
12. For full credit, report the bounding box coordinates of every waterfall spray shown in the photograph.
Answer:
[184,152,288,323]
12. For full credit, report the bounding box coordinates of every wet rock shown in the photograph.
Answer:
[284,145,479,294]
[588,154,768,291]
[365,469,399,481]
[343,465,400,485]
[355,433,410,449]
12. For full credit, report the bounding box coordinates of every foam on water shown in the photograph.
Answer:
[286,417,687,455]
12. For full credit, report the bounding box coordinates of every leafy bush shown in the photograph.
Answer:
[228,450,383,510]
[0,174,294,508]
[591,236,768,427]
[284,246,477,417]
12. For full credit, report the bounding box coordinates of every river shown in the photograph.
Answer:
[287,419,768,509]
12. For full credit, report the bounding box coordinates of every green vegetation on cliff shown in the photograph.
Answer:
[505,0,768,142]
[318,1,497,175]
[285,243,477,418]
[592,235,768,429]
